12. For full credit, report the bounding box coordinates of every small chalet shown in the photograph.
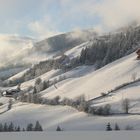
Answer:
[2,88,20,97]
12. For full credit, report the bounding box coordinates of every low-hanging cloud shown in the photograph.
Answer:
[58,0,140,33]
[28,0,140,37]
[0,34,33,67]
[92,0,140,31]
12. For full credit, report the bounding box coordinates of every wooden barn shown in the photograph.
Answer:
[136,48,140,59]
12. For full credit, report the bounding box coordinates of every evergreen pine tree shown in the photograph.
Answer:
[26,123,33,131]
[0,123,3,132]
[16,126,20,131]
[8,122,14,132]
[34,121,43,131]
[56,126,62,131]
[4,123,8,132]
[106,123,112,131]
[8,99,13,110]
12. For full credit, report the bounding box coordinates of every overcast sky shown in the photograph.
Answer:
[0,0,140,38]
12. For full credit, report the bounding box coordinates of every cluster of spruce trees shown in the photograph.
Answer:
[106,122,133,131]
[106,123,120,131]
[0,121,43,132]
[73,25,140,69]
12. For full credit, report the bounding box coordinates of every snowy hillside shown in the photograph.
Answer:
[65,41,93,59]
[18,65,95,90]
[7,69,30,82]
[20,69,63,90]
[0,67,26,80]
[33,29,96,57]
[1,26,140,132]
[28,29,96,62]
[1,52,140,131]
[0,30,97,81]
[40,53,140,100]
[1,46,140,132]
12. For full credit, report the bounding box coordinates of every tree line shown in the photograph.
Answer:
[106,122,134,131]
[0,121,43,132]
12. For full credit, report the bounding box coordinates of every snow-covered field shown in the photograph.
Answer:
[65,41,92,59]
[92,80,140,113]
[1,131,140,140]
[0,98,139,131]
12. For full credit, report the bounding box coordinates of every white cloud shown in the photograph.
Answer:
[82,0,140,31]
[58,0,140,32]
[66,28,97,41]
[28,16,61,39]
[0,0,140,37]
[0,34,33,67]
[92,0,140,30]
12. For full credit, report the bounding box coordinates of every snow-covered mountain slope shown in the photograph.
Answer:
[5,25,140,82]
[24,29,96,64]
[32,30,96,57]
[65,41,92,59]
[0,67,26,80]
[19,65,95,90]
[40,53,140,100]
[0,101,140,131]
[2,69,63,90]
[20,69,63,90]
[4,41,94,83]
[0,30,97,81]
[7,69,29,82]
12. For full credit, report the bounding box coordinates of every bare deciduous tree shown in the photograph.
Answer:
[122,98,130,114]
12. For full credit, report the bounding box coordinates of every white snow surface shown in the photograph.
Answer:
[20,69,63,90]
[40,53,140,100]
[17,65,95,90]
[0,101,140,131]
[65,41,92,59]
[1,132,140,140]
